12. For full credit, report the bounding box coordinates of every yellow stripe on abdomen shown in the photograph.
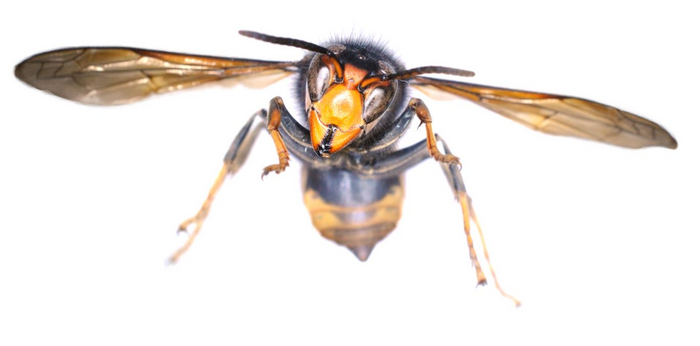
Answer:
[303,184,404,261]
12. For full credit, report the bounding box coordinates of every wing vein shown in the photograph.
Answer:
[411,76,677,149]
[17,47,298,105]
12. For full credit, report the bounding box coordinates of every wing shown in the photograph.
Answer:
[15,47,297,106]
[411,76,677,149]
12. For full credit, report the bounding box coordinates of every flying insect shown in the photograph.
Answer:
[15,31,678,306]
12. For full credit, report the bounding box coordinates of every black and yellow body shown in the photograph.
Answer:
[15,30,677,305]
[302,167,404,261]
[281,38,420,260]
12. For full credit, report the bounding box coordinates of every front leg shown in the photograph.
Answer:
[261,97,291,178]
[409,98,461,168]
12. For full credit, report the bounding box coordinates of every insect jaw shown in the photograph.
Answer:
[309,104,364,157]
[316,124,337,157]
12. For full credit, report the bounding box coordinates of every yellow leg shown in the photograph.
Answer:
[167,99,290,263]
[457,192,488,286]
[168,164,229,264]
[409,98,461,168]
[459,192,521,307]
[261,97,290,178]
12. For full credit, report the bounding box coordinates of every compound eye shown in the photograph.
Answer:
[362,60,398,126]
[363,81,396,124]
[307,54,331,102]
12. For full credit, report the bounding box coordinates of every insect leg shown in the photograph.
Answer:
[261,97,291,178]
[437,136,521,307]
[355,135,519,305]
[409,98,461,168]
[167,110,266,263]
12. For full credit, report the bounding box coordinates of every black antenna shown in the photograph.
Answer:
[361,66,475,89]
[239,30,344,80]
[239,31,332,55]
[389,66,475,81]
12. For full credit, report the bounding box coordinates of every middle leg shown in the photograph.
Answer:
[168,97,296,263]
[438,136,520,307]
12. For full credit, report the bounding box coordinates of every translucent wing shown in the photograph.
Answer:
[412,76,677,149]
[15,47,297,105]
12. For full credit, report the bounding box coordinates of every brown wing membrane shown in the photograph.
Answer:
[15,47,297,105]
[412,77,677,149]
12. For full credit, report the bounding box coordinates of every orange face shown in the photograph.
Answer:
[309,64,368,157]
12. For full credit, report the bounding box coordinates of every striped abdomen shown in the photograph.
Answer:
[302,167,404,261]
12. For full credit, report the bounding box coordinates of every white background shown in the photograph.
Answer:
[1,1,698,345]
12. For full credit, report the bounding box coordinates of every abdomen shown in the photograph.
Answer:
[302,167,404,261]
